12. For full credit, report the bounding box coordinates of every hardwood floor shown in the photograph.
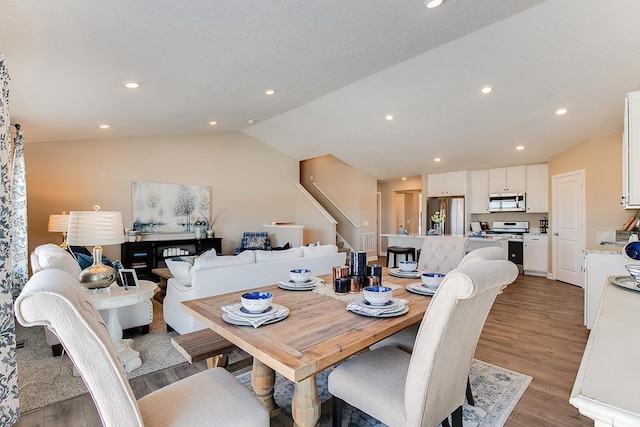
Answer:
[14,273,592,427]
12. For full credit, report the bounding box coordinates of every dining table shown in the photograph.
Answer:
[180,269,432,427]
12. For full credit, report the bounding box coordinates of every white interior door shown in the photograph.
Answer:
[552,170,586,287]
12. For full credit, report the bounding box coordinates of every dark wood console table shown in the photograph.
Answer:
[121,237,222,281]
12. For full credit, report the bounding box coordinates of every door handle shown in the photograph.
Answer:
[553,232,559,236]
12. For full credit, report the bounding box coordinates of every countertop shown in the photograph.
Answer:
[584,244,623,254]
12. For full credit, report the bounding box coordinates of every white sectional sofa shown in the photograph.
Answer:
[163,244,346,334]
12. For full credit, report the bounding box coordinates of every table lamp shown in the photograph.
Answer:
[66,206,125,290]
[48,212,70,248]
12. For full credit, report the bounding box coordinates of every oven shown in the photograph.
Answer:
[484,221,529,265]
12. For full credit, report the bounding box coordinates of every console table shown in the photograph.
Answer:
[122,237,222,280]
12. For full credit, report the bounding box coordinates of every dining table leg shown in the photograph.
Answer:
[292,375,321,427]
[251,358,280,416]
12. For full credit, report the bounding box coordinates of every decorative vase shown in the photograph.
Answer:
[434,223,443,236]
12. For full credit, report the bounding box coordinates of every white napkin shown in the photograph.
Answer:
[347,298,408,316]
[222,303,289,328]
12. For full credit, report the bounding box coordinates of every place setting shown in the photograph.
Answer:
[346,286,409,317]
[278,268,323,291]
[406,272,445,296]
[388,260,423,279]
[222,291,289,328]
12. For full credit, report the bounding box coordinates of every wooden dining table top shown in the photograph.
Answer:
[180,271,432,383]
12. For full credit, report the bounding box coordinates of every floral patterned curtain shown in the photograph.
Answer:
[0,54,21,425]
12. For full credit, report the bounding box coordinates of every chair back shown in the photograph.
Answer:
[14,269,144,426]
[458,246,507,266]
[404,259,518,426]
[417,236,468,274]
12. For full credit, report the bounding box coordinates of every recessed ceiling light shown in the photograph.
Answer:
[123,81,140,89]
[556,108,568,115]
[516,145,525,151]
[98,124,110,129]
[209,121,218,126]
[425,0,444,8]
[248,119,256,124]
[264,89,276,96]
[434,157,441,162]
[481,86,493,94]
[385,114,394,121]
[401,177,407,181]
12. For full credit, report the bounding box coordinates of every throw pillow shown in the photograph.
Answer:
[245,236,268,250]
[73,251,115,270]
[193,249,255,271]
[301,244,339,257]
[255,247,303,263]
[271,242,291,251]
[306,241,320,247]
[165,250,217,286]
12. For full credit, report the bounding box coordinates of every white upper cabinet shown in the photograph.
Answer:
[623,90,640,208]
[526,164,548,213]
[488,166,526,193]
[468,170,489,213]
[427,171,467,197]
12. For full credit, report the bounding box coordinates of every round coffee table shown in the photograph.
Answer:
[88,280,157,372]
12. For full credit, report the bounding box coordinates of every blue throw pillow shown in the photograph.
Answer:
[75,252,115,270]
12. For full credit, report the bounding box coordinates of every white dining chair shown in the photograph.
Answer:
[14,268,269,427]
[328,257,518,427]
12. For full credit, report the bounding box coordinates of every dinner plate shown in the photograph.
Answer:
[609,275,640,292]
[406,284,435,296]
[389,268,422,279]
[278,282,316,291]
[238,305,275,317]
[222,311,289,326]
[349,305,409,318]
[356,298,397,309]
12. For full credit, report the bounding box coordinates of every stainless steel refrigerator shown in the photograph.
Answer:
[426,196,465,236]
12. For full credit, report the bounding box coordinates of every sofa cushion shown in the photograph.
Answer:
[166,250,217,286]
[193,250,255,271]
[33,244,82,277]
[301,244,338,257]
[255,247,303,263]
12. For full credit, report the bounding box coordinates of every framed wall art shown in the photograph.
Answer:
[132,181,211,234]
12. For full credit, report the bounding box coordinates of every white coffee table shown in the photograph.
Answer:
[88,280,157,373]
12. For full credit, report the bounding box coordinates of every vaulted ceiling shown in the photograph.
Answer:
[2,0,640,179]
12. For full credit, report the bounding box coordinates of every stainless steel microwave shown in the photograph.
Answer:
[488,192,526,212]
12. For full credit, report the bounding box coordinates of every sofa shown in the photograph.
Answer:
[163,244,346,334]
[31,244,154,355]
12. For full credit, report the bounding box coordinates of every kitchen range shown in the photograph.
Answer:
[468,221,529,266]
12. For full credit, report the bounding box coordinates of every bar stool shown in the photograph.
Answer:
[386,246,416,268]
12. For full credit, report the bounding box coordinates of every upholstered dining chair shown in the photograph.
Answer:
[416,235,468,274]
[14,268,269,427]
[328,257,518,427]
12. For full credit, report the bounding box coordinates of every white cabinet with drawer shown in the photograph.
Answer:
[523,234,548,276]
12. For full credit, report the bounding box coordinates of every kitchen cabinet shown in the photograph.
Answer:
[583,250,628,328]
[488,166,526,193]
[427,171,466,197]
[523,234,548,276]
[622,90,640,208]
[468,170,489,213]
[526,164,548,213]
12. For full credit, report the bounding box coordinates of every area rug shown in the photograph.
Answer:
[237,359,532,427]
[15,301,187,413]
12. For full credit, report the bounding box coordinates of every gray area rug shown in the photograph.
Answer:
[15,301,187,414]
[237,359,532,427]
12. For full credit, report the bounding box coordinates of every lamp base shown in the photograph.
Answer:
[79,264,116,289]
[78,246,115,290]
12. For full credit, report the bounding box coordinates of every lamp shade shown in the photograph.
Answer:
[48,213,70,233]
[67,209,125,246]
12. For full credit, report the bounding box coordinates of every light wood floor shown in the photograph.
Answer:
[15,273,592,427]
